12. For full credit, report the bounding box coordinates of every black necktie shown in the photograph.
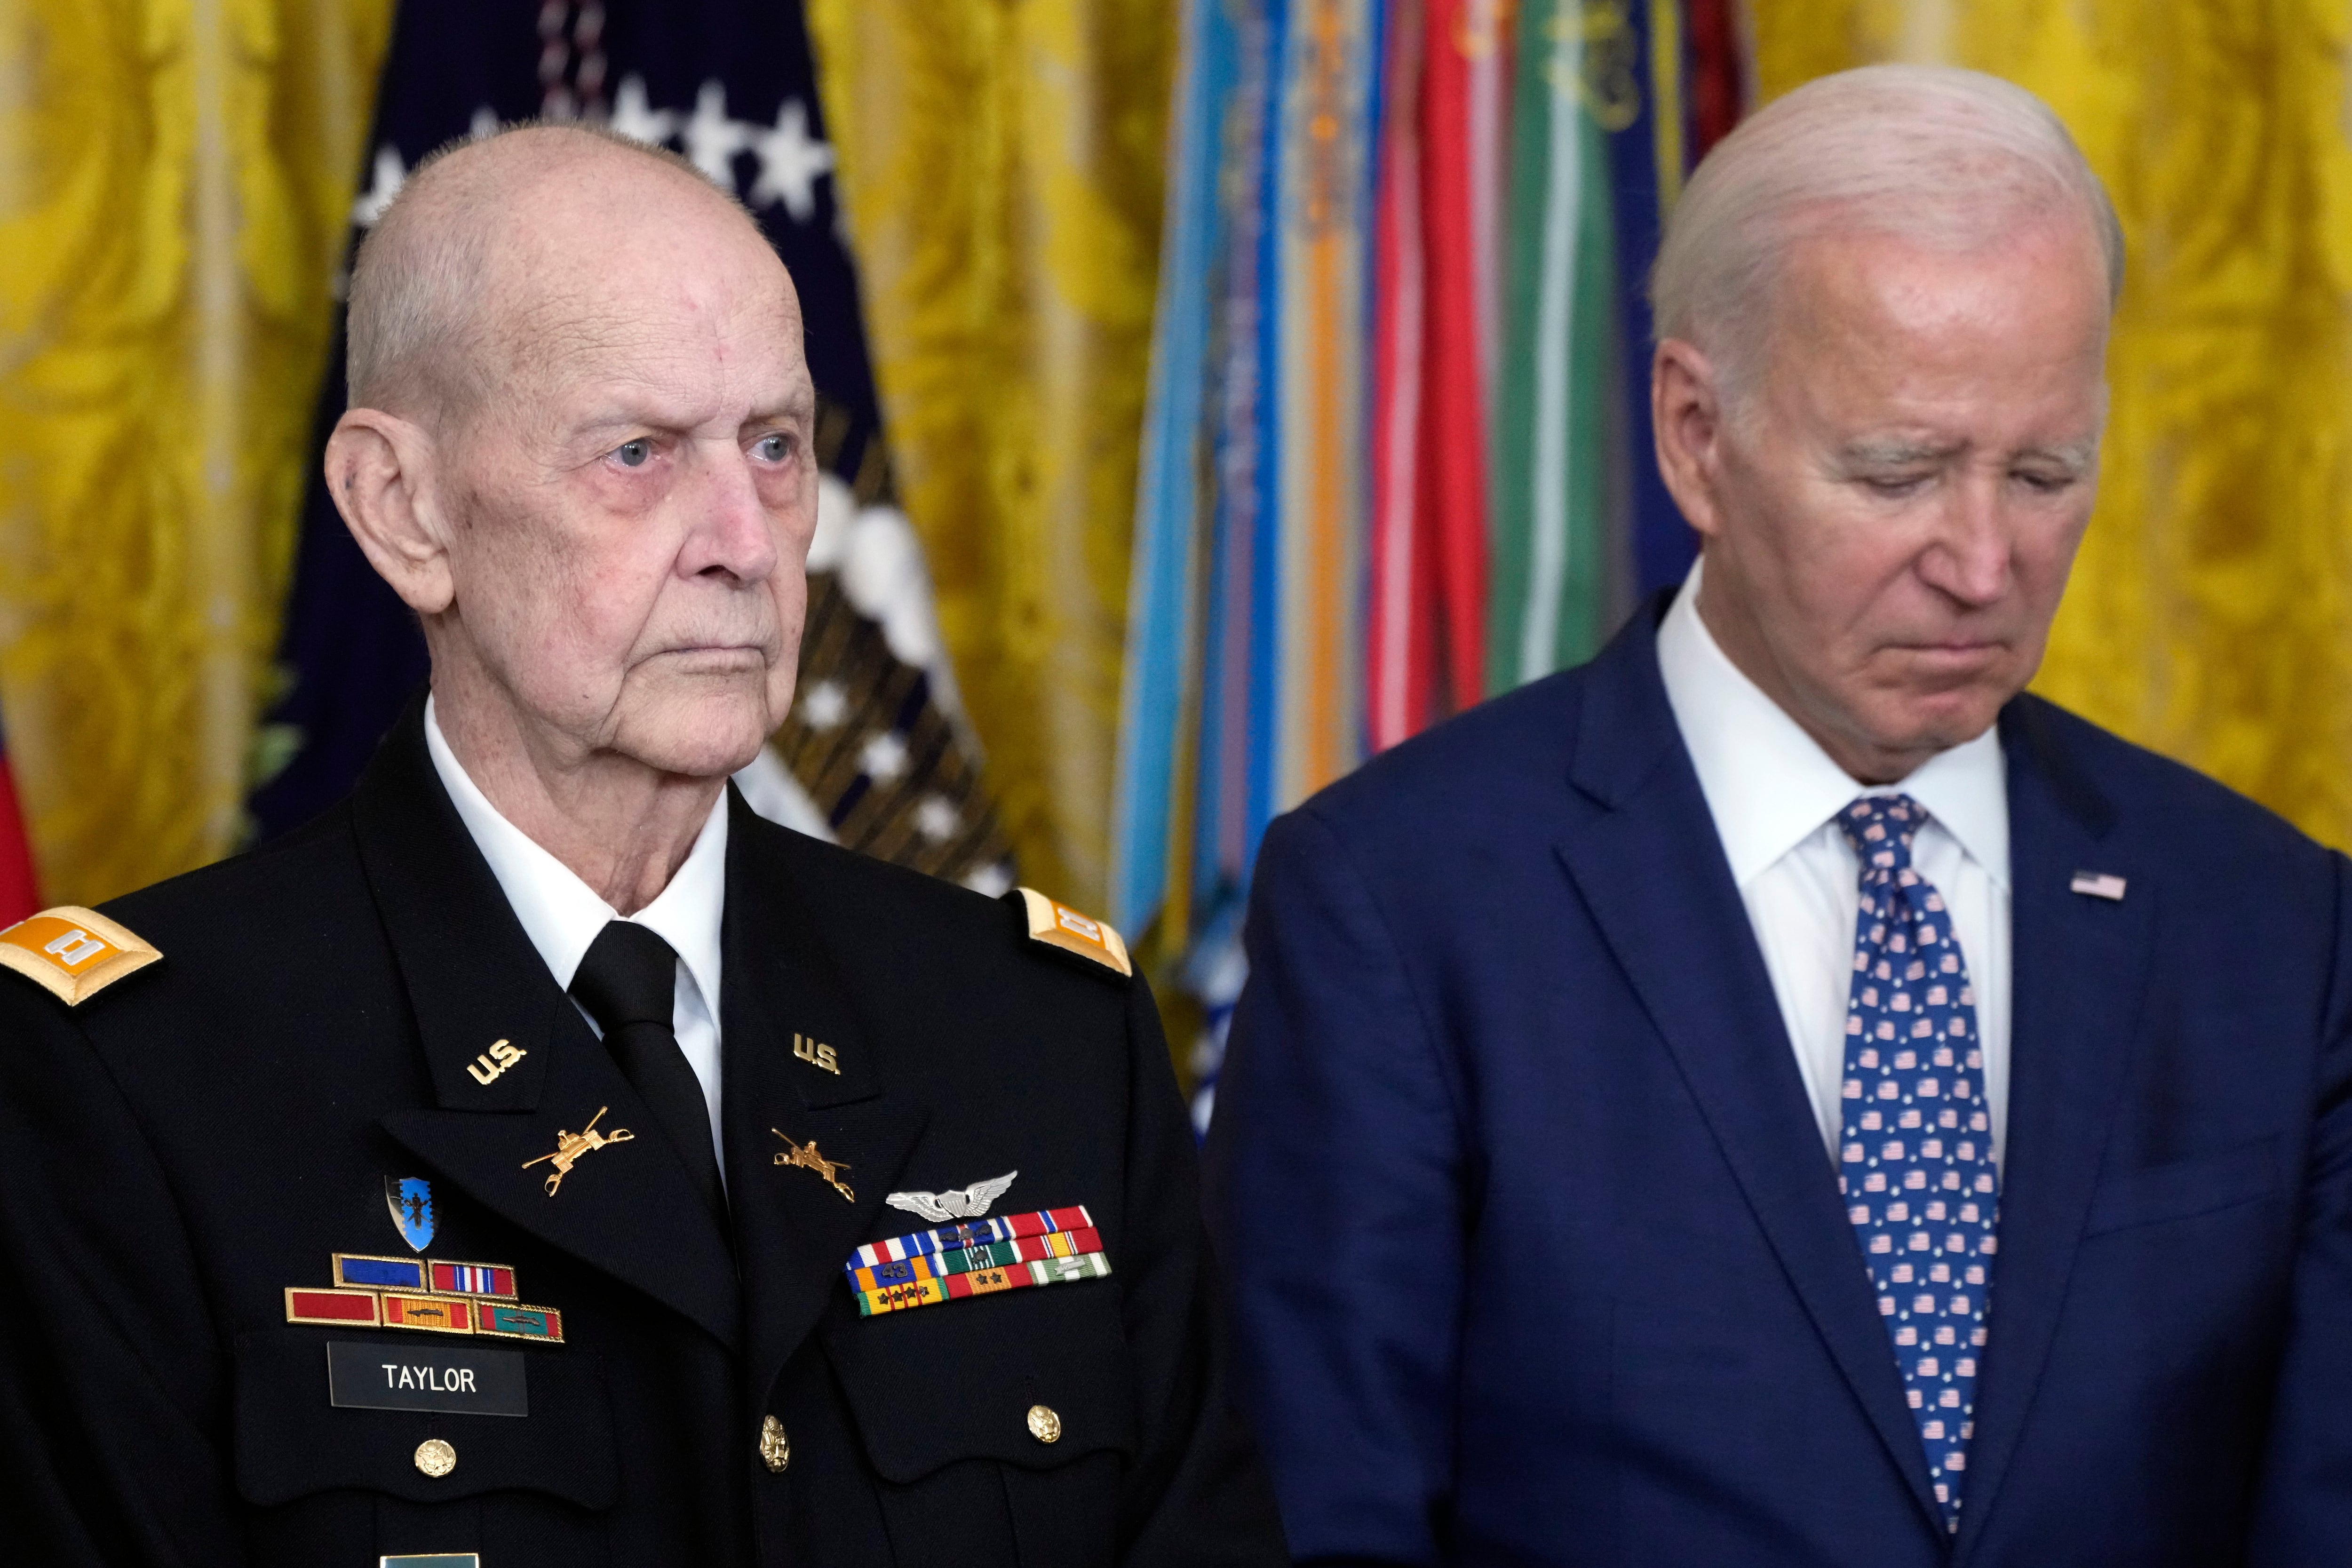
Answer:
[569,921,725,1218]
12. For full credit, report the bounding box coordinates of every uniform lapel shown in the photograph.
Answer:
[719,794,928,1409]
[1553,609,1948,1534]
[354,699,739,1349]
[1951,699,2150,1560]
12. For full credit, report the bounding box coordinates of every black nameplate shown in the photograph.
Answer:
[327,1341,527,1417]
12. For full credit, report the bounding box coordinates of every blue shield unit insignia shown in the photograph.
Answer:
[385,1176,436,1253]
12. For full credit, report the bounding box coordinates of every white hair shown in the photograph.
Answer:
[1650,64,2123,397]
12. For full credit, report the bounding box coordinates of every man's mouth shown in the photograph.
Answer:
[647,644,770,670]
[1887,640,2009,682]
[1898,637,2004,658]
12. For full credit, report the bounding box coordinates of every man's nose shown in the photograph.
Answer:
[1918,470,2013,607]
[680,444,781,584]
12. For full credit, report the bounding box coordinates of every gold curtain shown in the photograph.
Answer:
[805,0,1176,912]
[0,0,392,905]
[1751,0,2352,851]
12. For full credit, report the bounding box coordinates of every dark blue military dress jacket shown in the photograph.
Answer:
[0,702,1283,1568]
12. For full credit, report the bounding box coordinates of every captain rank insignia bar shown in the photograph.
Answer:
[286,1252,564,1343]
[845,1205,1112,1317]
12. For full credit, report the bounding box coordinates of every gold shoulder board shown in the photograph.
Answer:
[1012,888,1132,979]
[0,907,162,1006]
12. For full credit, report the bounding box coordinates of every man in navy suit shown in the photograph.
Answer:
[1206,64,2352,1566]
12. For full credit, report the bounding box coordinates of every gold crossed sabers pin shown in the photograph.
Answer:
[772,1130,855,1202]
[522,1106,636,1196]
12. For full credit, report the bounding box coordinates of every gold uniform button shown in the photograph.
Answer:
[413,1438,457,1478]
[759,1415,791,1473]
[1025,1404,1062,1445]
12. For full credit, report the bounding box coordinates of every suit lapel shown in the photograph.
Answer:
[1952,700,2150,1560]
[719,795,928,1409]
[1555,608,1948,1533]
[354,699,739,1349]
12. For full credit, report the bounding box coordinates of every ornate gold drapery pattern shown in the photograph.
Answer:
[806,0,1177,909]
[1752,0,2352,851]
[0,0,393,902]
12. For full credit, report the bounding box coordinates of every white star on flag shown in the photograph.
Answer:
[750,99,835,222]
[913,796,960,843]
[683,80,755,186]
[859,731,909,784]
[799,680,848,730]
[610,75,679,149]
[352,145,406,228]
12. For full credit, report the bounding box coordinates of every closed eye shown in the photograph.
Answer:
[1859,473,1933,499]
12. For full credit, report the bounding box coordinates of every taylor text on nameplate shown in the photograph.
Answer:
[326,1341,527,1417]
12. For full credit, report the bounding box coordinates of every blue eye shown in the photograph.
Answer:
[615,438,652,468]
[755,433,791,462]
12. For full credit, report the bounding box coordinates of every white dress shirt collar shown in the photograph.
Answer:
[1655,557,2009,889]
[423,695,728,1014]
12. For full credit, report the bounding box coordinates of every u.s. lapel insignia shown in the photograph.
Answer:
[465,1037,528,1085]
[793,1032,841,1075]
[385,1177,436,1251]
[772,1130,855,1202]
[0,906,161,1005]
[521,1106,635,1196]
[2069,870,2128,901]
[887,1170,1017,1223]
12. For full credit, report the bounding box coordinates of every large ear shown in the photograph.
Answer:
[1651,337,1730,543]
[325,408,455,614]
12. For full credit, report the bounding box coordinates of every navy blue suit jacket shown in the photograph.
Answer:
[1205,599,2352,1565]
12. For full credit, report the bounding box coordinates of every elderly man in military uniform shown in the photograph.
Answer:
[0,125,1284,1568]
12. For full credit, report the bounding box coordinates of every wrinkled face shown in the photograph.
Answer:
[1695,217,2109,779]
[436,181,818,779]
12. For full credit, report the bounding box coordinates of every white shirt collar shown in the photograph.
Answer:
[1655,557,2010,889]
[423,695,729,1016]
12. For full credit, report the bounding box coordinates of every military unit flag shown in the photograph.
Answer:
[1112,0,1749,1130]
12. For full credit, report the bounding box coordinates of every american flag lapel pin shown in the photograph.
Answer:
[2069,871,2128,901]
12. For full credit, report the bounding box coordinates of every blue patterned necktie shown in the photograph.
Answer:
[1835,795,2000,1536]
